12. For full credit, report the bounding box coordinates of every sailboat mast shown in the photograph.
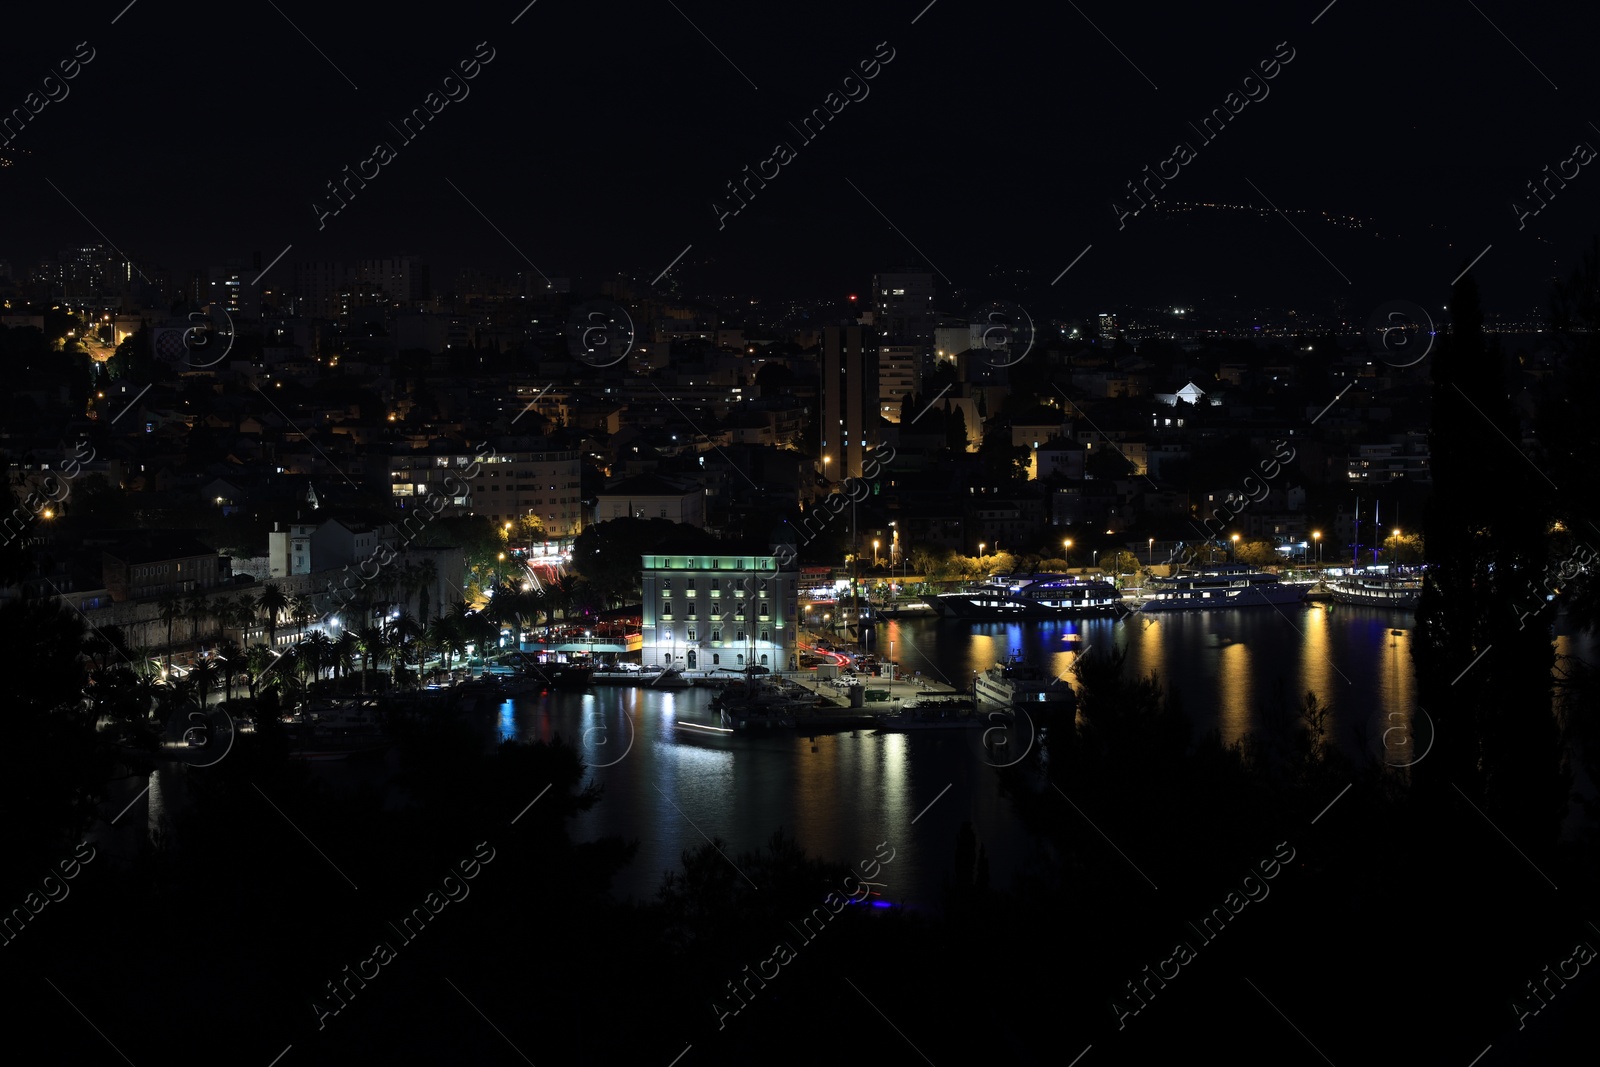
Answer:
[1353,497,1360,568]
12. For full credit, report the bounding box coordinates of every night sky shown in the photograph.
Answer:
[4,1,1599,316]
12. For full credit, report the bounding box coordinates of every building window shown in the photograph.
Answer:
[737,629,745,641]
[711,629,721,642]
[686,579,695,589]
[662,602,671,616]
[761,630,770,642]
[687,628,696,641]
[737,654,745,666]
[712,654,720,665]
[711,578,720,589]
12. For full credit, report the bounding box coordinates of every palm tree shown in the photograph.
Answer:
[299,631,334,684]
[244,643,275,701]
[256,584,288,648]
[231,594,259,643]
[355,625,385,694]
[333,628,359,686]
[285,595,311,643]
[386,612,423,688]
[157,590,183,671]
[187,657,218,706]
[426,616,466,676]
[396,561,420,620]
[215,637,242,700]
[412,556,439,626]
[185,592,210,646]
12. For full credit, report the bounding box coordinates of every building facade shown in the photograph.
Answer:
[821,326,879,481]
[639,544,800,673]
[594,475,707,527]
[389,442,584,534]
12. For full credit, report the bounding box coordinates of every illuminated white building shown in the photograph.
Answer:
[639,530,800,673]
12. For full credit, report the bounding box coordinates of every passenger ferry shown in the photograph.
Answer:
[1140,564,1305,612]
[932,573,1122,620]
[1328,571,1422,609]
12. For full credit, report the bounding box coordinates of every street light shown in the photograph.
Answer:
[1313,530,1321,565]
[873,539,880,566]
[978,542,985,559]
[1148,537,1154,565]
[1231,533,1240,562]
[1064,538,1073,568]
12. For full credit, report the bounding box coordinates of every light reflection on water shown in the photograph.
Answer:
[479,612,1595,905]
[495,685,1018,908]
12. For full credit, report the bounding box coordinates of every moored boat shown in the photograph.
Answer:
[1141,564,1305,611]
[932,573,1122,620]
[1327,571,1422,609]
[974,654,1077,712]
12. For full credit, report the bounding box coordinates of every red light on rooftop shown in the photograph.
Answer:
[848,294,857,301]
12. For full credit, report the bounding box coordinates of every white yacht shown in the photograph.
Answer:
[1141,564,1305,611]
[974,654,1078,711]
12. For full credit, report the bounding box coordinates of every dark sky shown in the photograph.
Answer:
[4,1,1599,319]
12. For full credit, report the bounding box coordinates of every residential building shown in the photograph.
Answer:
[594,475,707,527]
[821,326,879,480]
[878,344,920,422]
[388,440,584,534]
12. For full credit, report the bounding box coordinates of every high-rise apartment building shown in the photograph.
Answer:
[872,271,935,346]
[293,261,348,319]
[878,344,920,422]
[822,326,879,480]
[356,255,429,307]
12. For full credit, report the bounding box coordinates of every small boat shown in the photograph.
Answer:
[648,666,691,689]
[877,601,936,618]
[286,729,387,761]
[516,658,594,690]
[876,702,990,731]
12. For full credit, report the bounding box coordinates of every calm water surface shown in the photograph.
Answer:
[466,605,1599,904]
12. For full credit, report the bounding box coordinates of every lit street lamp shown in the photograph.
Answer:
[978,542,985,559]
[1231,533,1240,562]
[1313,530,1322,565]
[1064,538,1073,568]
[1148,537,1154,565]
[873,539,880,567]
